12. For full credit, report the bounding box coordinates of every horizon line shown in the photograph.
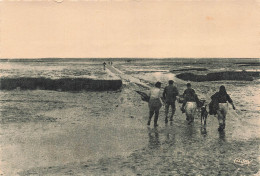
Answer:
[0,57,259,60]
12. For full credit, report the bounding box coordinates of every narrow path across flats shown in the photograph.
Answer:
[107,65,151,89]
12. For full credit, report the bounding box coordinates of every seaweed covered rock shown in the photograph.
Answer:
[176,73,207,82]
[207,71,254,81]
[176,71,259,82]
[0,77,122,91]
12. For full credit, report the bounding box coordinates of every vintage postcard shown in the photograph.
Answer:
[0,0,259,175]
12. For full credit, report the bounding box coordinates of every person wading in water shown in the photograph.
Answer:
[147,82,163,127]
[181,83,199,124]
[211,85,236,131]
[163,80,179,123]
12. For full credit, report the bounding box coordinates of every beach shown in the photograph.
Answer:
[0,58,259,175]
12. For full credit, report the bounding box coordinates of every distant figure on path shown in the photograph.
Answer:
[147,82,163,127]
[181,83,199,124]
[103,62,106,70]
[211,85,236,131]
[163,80,179,123]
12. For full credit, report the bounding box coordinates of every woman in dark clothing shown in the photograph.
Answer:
[211,85,236,131]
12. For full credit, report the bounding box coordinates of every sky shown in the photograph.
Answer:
[1,0,259,58]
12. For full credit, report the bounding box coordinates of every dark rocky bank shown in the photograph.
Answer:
[176,71,260,82]
[0,77,122,91]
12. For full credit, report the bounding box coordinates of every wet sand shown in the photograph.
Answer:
[0,62,259,175]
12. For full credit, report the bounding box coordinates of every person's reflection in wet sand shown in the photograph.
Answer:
[165,120,174,128]
[147,127,160,149]
[218,130,226,142]
[177,122,197,147]
[200,127,207,137]
[164,126,176,147]
[183,123,197,140]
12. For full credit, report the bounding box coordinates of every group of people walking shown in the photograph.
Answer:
[147,80,235,131]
